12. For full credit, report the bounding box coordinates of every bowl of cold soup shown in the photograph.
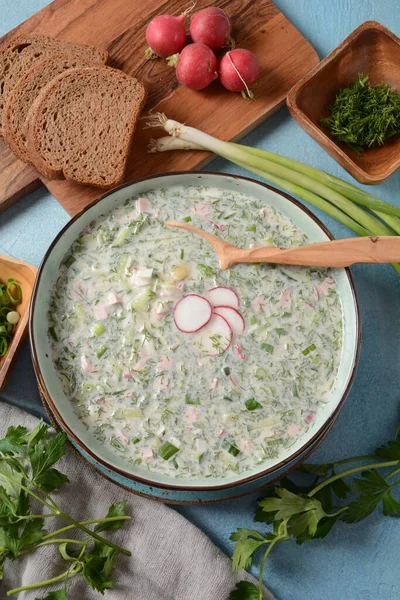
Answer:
[30,172,360,503]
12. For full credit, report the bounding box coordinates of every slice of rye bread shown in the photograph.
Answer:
[0,33,108,137]
[25,66,147,188]
[3,54,99,164]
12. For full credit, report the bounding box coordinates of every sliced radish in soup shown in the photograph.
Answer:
[174,294,212,333]
[213,306,245,336]
[193,313,232,356]
[205,286,240,309]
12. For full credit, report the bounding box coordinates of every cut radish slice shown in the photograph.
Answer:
[174,294,212,333]
[213,306,245,336]
[193,313,232,356]
[205,286,240,309]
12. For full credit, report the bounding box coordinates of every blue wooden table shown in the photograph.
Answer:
[1,2,399,599]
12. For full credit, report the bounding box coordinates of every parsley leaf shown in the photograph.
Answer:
[375,440,400,461]
[342,470,397,523]
[229,580,260,599]
[34,468,69,492]
[0,425,28,454]
[94,501,128,533]
[29,432,67,487]
[230,529,268,570]
[82,543,116,592]
[0,423,131,597]
[382,491,400,517]
[258,488,325,521]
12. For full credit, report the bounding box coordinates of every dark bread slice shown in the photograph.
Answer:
[3,54,99,164]
[25,66,147,188]
[0,33,108,137]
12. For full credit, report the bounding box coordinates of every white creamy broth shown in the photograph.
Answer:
[49,185,343,478]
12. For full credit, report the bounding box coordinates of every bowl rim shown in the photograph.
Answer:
[29,171,361,492]
[286,20,400,184]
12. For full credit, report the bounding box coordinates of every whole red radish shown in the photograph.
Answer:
[190,7,232,50]
[145,14,187,58]
[172,43,218,90]
[219,49,260,98]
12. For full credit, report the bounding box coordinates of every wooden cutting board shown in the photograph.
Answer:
[0,0,318,216]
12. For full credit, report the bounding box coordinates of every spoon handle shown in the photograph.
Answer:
[228,236,400,268]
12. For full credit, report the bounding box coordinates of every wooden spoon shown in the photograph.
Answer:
[165,221,400,270]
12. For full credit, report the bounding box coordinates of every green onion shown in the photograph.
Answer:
[246,224,256,232]
[302,344,317,356]
[198,264,215,277]
[180,249,184,259]
[183,216,192,223]
[245,398,262,411]
[227,444,240,457]
[93,323,106,336]
[255,367,267,379]
[148,115,400,275]
[261,343,274,354]
[63,255,76,268]
[222,366,231,376]
[48,326,58,342]
[158,441,179,460]
[6,279,22,304]
[96,345,108,358]
[185,394,201,405]
[132,437,141,444]
[0,278,22,357]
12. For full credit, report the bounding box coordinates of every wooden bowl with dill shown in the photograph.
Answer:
[0,254,37,390]
[287,21,400,184]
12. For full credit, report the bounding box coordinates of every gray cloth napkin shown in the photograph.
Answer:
[0,403,274,600]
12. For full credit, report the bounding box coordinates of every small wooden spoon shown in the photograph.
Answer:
[165,221,400,270]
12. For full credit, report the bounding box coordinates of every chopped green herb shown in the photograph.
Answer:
[159,441,179,460]
[48,326,58,342]
[183,216,192,223]
[227,444,241,457]
[198,263,215,277]
[96,345,108,358]
[302,344,316,356]
[223,396,233,402]
[93,323,106,336]
[245,398,262,411]
[222,366,231,376]
[180,249,184,260]
[185,394,201,405]
[246,224,256,232]
[255,367,267,380]
[320,73,400,154]
[275,328,286,336]
[261,343,274,354]
[63,255,76,268]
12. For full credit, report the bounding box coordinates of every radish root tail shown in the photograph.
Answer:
[226,51,255,100]
[182,1,196,18]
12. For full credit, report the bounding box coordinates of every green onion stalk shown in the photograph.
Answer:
[146,114,400,275]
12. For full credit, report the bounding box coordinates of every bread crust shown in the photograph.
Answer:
[25,66,147,188]
[0,33,108,137]
[3,54,98,164]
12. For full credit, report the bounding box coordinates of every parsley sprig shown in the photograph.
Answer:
[229,424,400,599]
[0,422,131,598]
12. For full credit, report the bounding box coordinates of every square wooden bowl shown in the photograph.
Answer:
[286,21,400,184]
[0,255,37,390]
